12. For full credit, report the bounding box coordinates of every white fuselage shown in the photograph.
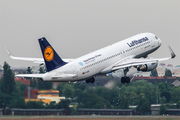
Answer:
[42,33,161,82]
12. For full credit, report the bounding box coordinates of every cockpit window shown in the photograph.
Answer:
[155,36,158,39]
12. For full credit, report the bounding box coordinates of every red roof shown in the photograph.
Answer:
[167,64,173,67]
[160,63,166,66]
[131,76,176,81]
[15,77,30,86]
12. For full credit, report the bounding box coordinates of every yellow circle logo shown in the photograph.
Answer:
[44,46,54,62]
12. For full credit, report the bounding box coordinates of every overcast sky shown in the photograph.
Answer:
[0,0,180,68]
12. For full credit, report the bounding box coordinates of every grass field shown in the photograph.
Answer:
[0,116,180,120]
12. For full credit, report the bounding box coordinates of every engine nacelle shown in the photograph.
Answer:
[137,62,158,72]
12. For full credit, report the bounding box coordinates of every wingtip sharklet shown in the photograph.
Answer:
[5,46,13,57]
[168,46,176,59]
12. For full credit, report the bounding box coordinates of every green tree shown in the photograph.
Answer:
[57,99,71,115]
[30,79,37,88]
[0,91,10,108]
[109,87,119,104]
[0,62,15,95]
[63,84,74,98]
[171,87,180,103]
[15,81,27,96]
[131,80,148,87]
[57,83,66,96]
[57,99,70,109]
[142,83,156,104]
[26,66,37,88]
[27,66,33,74]
[80,89,105,109]
[95,87,111,101]
[38,80,52,90]
[177,100,180,108]
[164,69,172,77]
[74,88,82,97]
[94,87,111,108]
[119,95,129,109]
[160,104,166,115]
[26,101,44,108]
[39,66,46,73]
[46,101,57,109]
[0,62,15,108]
[73,82,86,91]
[150,69,158,77]
[136,93,151,115]
[25,66,32,80]
[37,67,52,90]
[158,82,171,103]
[9,93,26,108]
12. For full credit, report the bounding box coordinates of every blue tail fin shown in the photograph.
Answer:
[38,37,67,72]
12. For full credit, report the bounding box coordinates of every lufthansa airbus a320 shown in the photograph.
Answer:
[6,33,176,83]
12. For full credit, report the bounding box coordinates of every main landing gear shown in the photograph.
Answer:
[86,77,95,83]
[121,67,130,84]
[121,77,130,83]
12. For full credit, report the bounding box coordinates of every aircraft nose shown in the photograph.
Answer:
[158,38,162,46]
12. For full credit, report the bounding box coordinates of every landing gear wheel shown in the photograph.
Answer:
[121,77,126,83]
[125,77,130,83]
[121,77,130,83]
[91,78,95,83]
[86,79,90,83]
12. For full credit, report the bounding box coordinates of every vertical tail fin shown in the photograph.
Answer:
[38,37,67,72]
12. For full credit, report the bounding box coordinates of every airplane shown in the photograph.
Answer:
[6,33,176,83]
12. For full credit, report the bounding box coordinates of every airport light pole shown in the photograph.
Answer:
[157,86,159,104]
[117,87,121,98]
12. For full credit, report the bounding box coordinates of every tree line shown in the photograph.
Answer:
[1,62,180,115]
[0,62,69,110]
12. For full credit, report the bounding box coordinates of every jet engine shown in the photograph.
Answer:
[137,62,158,72]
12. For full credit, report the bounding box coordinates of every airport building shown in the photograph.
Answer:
[157,63,180,77]
[24,88,65,104]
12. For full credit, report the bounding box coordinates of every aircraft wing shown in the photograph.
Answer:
[112,59,156,71]
[101,46,176,73]
[112,46,176,71]
[5,46,73,63]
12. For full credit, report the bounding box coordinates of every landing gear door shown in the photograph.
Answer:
[70,65,78,78]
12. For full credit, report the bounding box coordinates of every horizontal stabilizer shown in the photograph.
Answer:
[15,74,44,78]
[5,46,44,63]
[5,46,74,63]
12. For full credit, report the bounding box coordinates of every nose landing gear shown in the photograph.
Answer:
[86,77,95,83]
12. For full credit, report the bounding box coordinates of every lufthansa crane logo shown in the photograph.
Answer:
[44,46,54,62]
